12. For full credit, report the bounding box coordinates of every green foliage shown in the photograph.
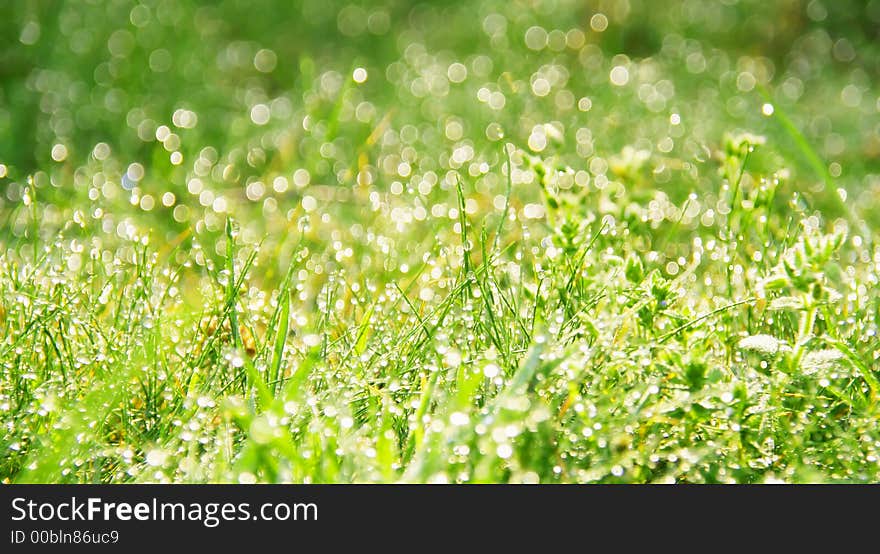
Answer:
[1,0,879,484]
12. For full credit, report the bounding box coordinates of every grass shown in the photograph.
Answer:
[1,0,879,483]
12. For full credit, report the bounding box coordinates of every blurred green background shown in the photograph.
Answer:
[1,0,879,261]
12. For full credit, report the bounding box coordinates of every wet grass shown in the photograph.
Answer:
[1,0,879,483]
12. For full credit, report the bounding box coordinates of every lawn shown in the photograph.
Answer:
[1,0,879,483]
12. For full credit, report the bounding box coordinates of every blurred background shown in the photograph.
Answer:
[1,0,878,259]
